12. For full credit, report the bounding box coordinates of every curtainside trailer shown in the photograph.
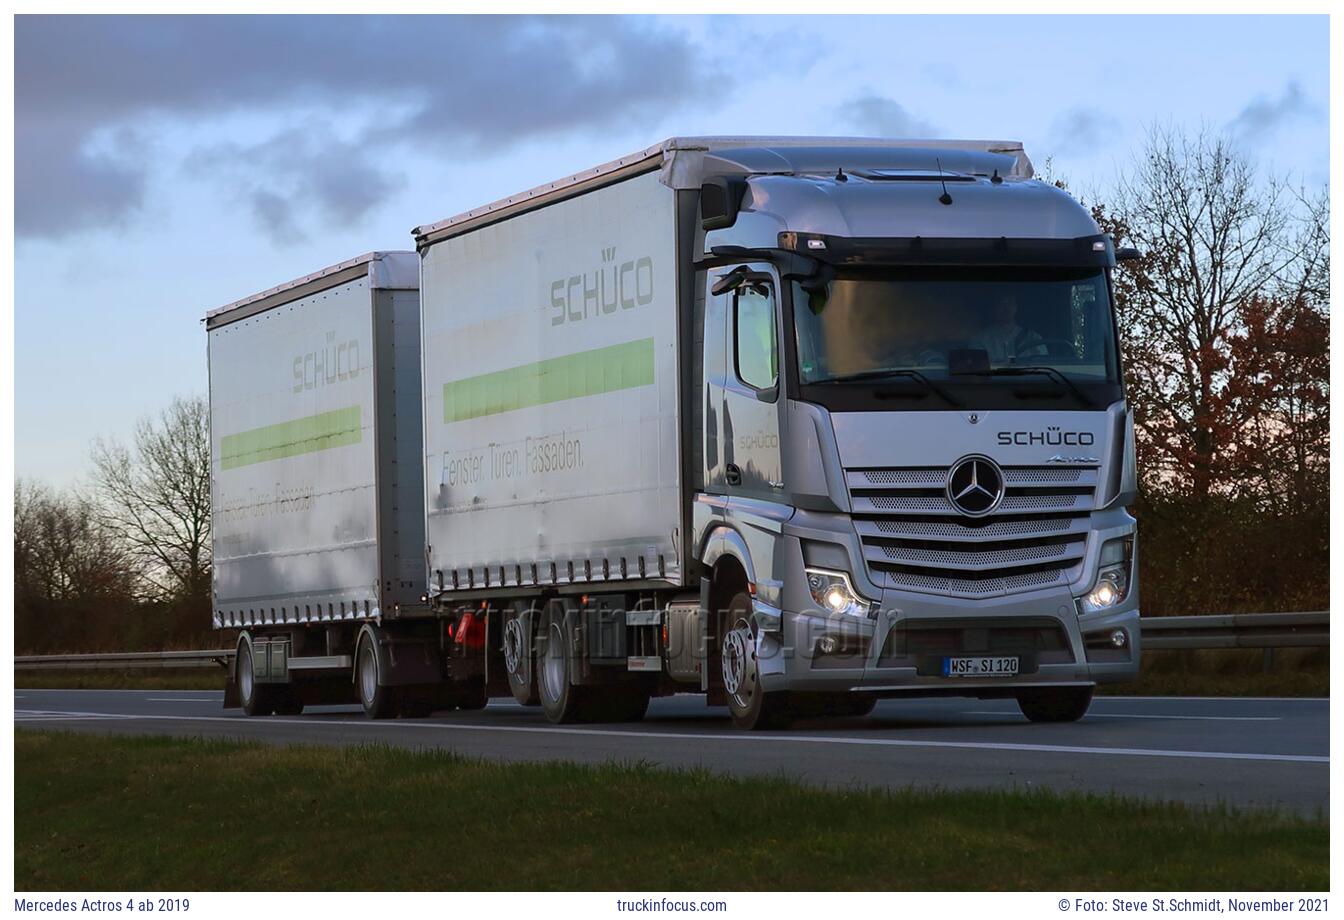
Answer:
[212,137,1141,729]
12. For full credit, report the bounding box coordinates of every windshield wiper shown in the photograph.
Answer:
[964,365,1098,408]
[813,368,963,407]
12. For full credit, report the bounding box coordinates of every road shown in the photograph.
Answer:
[14,689,1328,815]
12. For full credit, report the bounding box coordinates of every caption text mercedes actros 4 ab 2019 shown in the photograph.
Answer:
[208,137,1140,730]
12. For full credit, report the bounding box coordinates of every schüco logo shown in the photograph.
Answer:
[550,248,654,326]
[292,330,360,393]
[996,426,1095,447]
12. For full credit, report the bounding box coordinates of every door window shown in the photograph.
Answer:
[734,282,777,392]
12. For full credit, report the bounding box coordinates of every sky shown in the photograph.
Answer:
[13,14,1330,488]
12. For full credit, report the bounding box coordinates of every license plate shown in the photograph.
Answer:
[943,656,1019,677]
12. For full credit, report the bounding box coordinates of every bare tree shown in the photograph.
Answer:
[89,395,211,604]
[14,479,138,651]
[1099,125,1322,498]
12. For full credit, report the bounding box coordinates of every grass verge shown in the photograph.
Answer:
[1097,647,1328,698]
[15,730,1327,891]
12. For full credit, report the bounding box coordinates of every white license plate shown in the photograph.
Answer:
[943,656,1019,677]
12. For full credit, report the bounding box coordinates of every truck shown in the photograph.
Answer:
[210,137,1141,729]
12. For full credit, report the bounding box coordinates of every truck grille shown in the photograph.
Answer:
[847,465,1098,599]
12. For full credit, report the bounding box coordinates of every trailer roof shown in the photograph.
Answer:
[411,136,1032,249]
[204,250,418,330]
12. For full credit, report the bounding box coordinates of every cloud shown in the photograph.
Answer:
[1047,108,1121,157]
[1227,81,1319,140]
[14,15,725,241]
[187,126,406,244]
[838,95,937,139]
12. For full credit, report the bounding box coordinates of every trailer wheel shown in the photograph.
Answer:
[237,640,274,717]
[1016,686,1093,723]
[503,603,540,706]
[356,636,396,720]
[537,599,594,724]
[722,591,792,731]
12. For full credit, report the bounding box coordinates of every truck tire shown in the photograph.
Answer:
[1016,686,1093,723]
[356,635,397,720]
[721,591,792,731]
[238,640,274,717]
[537,599,595,724]
[503,602,540,706]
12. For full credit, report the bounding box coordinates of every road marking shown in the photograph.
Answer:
[966,711,1281,722]
[147,698,215,703]
[13,709,1327,765]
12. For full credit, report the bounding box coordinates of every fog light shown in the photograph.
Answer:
[1110,629,1127,648]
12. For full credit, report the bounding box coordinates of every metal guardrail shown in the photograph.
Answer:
[12,613,1327,670]
[1139,611,1328,651]
[14,649,234,670]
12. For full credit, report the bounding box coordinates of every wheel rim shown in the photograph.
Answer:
[503,617,525,676]
[239,645,254,704]
[541,621,566,703]
[359,644,378,705]
[722,618,757,710]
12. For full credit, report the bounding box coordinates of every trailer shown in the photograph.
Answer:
[211,137,1141,729]
[207,251,482,716]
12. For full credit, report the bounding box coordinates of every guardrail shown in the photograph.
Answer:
[14,649,234,670]
[13,613,1327,671]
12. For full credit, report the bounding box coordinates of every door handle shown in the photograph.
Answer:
[725,463,742,486]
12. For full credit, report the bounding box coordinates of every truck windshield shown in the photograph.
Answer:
[792,267,1119,386]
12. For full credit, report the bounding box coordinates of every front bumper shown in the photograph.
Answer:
[758,588,1141,695]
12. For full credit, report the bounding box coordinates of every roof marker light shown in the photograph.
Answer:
[807,239,827,250]
[1092,241,1106,251]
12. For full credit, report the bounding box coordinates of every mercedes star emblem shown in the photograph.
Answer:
[945,455,1006,517]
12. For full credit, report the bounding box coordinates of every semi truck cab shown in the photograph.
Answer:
[688,144,1140,728]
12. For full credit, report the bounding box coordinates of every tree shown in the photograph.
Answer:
[1098,126,1323,498]
[14,479,137,652]
[89,395,212,606]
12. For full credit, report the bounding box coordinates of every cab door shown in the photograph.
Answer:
[720,264,783,502]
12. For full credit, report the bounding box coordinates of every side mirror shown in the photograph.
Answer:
[1115,247,1142,263]
[701,178,747,231]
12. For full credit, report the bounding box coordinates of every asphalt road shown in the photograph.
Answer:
[15,689,1328,815]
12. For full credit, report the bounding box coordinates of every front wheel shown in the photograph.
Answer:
[1016,686,1093,723]
[721,591,792,731]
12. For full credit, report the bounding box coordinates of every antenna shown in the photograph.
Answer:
[936,157,953,206]
[835,167,848,183]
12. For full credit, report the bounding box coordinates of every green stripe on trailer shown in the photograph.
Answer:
[442,338,655,422]
[220,406,362,470]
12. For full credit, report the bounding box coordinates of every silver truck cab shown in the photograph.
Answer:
[689,143,1139,728]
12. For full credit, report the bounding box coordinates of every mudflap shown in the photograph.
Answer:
[223,670,241,709]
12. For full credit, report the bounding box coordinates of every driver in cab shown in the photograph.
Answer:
[969,294,1047,363]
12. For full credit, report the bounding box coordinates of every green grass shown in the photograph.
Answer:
[1098,647,1328,698]
[15,730,1327,891]
[14,669,225,691]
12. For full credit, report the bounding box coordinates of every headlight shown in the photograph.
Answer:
[1079,537,1134,613]
[805,568,874,618]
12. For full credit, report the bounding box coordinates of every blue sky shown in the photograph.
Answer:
[13,14,1329,487]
